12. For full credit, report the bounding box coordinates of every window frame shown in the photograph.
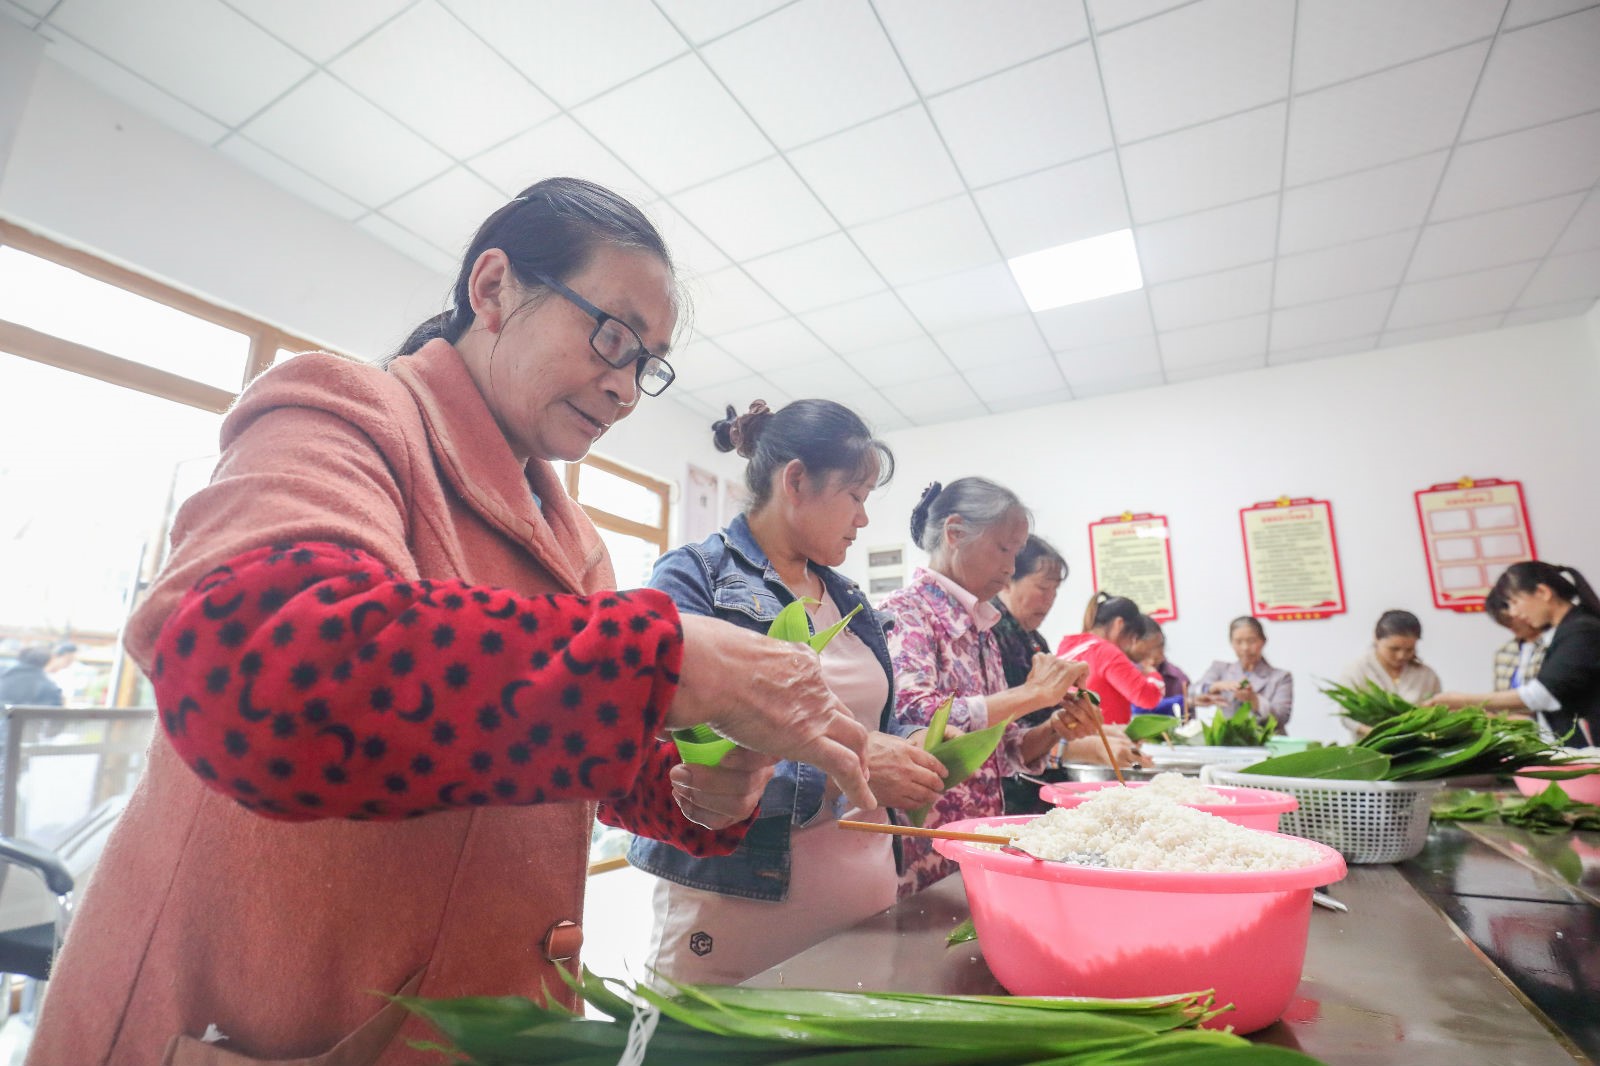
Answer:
[563,452,672,561]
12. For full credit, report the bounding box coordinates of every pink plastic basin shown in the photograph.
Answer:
[934,814,1346,1035]
[1038,781,1299,831]
[1512,765,1600,805]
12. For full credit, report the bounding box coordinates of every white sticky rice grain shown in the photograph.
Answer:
[988,788,1318,872]
[1142,771,1233,805]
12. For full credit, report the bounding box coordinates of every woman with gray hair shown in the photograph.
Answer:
[879,478,1100,895]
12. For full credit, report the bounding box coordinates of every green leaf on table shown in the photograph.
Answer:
[945,917,977,946]
[1239,745,1390,780]
[1126,714,1182,742]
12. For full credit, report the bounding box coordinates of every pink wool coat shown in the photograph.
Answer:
[29,341,661,1065]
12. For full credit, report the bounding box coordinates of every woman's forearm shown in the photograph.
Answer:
[985,684,1050,728]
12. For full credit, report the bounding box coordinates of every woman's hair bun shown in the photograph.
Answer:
[710,400,773,458]
[908,481,944,544]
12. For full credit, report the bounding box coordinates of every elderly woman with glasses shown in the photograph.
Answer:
[33,178,874,1066]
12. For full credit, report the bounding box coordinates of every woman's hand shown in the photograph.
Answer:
[1211,680,1242,695]
[668,615,875,812]
[1049,692,1101,742]
[1060,729,1141,768]
[669,748,778,830]
[860,733,948,811]
[1024,652,1090,707]
[1429,692,1476,710]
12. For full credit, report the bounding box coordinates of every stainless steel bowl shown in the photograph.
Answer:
[1061,762,1159,782]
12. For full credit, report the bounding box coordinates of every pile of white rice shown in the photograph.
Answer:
[1140,771,1233,805]
[988,787,1318,872]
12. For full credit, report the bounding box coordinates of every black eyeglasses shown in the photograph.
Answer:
[531,272,675,397]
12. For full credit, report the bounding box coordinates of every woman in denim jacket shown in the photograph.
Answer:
[631,399,947,983]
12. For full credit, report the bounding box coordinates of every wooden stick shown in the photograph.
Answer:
[1095,720,1127,785]
[836,819,1011,845]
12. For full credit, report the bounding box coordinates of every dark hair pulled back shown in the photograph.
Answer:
[1082,591,1144,636]
[388,177,672,362]
[909,477,1028,553]
[713,399,894,513]
[1497,561,1600,616]
[1013,535,1068,584]
[1374,609,1422,641]
[1229,615,1266,641]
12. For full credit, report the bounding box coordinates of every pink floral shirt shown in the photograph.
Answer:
[881,567,1039,895]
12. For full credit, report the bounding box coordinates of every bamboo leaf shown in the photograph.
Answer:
[926,697,954,752]
[808,603,864,652]
[946,917,977,945]
[767,599,816,643]
[1126,715,1182,742]
[1239,746,1390,780]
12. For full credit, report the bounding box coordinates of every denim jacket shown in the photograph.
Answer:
[627,512,903,902]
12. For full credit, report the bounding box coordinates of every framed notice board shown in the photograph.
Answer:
[1087,512,1177,622]
[1239,496,1347,621]
[1414,477,1536,612]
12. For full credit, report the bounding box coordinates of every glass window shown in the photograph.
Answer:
[578,462,664,527]
[0,352,220,706]
[596,527,664,589]
[0,247,250,391]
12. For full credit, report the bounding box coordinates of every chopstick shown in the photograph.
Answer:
[1094,720,1127,786]
[836,819,1011,845]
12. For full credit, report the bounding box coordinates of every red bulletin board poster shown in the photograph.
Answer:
[1414,477,1536,613]
[1088,512,1177,621]
[1239,497,1348,621]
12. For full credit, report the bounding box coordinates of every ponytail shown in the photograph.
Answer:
[1500,561,1600,617]
[1086,592,1142,635]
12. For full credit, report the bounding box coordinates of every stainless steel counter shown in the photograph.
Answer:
[745,831,1593,1065]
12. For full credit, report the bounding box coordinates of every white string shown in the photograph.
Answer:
[615,999,661,1066]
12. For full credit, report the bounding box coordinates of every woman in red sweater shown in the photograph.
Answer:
[1056,593,1165,734]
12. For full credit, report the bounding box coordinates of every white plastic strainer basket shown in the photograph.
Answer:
[1202,767,1444,864]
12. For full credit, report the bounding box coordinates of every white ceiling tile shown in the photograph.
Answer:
[851,197,998,287]
[1068,369,1166,398]
[799,291,925,352]
[851,336,955,387]
[1407,194,1583,281]
[1134,195,1279,284]
[6,0,44,17]
[713,317,835,373]
[216,135,366,220]
[684,267,786,335]
[1461,7,1600,141]
[1504,299,1596,324]
[240,72,453,206]
[974,152,1129,259]
[1159,313,1269,369]
[667,390,723,422]
[906,404,991,428]
[379,166,504,253]
[788,107,965,226]
[1036,290,1154,350]
[876,0,1088,96]
[935,315,1052,371]
[1504,0,1598,29]
[1292,0,1503,92]
[986,387,1077,413]
[743,234,884,314]
[1387,262,1540,330]
[441,0,686,108]
[1517,248,1600,307]
[1381,314,1503,348]
[670,338,753,391]
[1274,230,1416,306]
[1149,262,1274,331]
[471,117,650,201]
[355,214,459,274]
[1554,191,1600,254]
[575,55,771,194]
[330,3,556,159]
[760,355,873,400]
[1165,353,1266,383]
[961,356,1065,403]
[671,158,836,261]
[652,0,791,44]
[1054,334,1163,383]
[1279,152,1447,254]
[1268,289,1393,350]
[695,374,795,412]
[37,29,228,143]
[225,0,411,63]
[928,45,1112,188]
[1266,334,1378,366]
[702,0,914,149]
[1097,0,1292,143]
[840,388,912,428]
[642,202,731,279]
[50,0,311,125]
[878,373,983,420]
[1432,111,1600,219]
[898,262,1029,334]
[1287,44,1485,187]
[1121,104,1284,223]
[1085,0,1192,34]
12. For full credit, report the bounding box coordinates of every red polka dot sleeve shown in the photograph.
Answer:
[149,540,746,854]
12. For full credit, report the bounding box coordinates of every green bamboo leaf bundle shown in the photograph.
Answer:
[1433,784,1600,833]
[1201,705,1276,747]
[908,696,1008,827]
[398,969,1330,1066]
[1126,715,1182,743]
[1320,681,1415,728]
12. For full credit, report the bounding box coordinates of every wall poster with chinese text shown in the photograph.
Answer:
[1087,512,1177,622]
[1239,497,1347,621]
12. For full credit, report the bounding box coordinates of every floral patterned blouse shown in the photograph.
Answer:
[881,567,1039,895]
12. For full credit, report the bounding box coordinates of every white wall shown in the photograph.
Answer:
[841,317,1600,742]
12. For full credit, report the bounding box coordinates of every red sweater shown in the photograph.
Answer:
[1056,632,1166,726]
